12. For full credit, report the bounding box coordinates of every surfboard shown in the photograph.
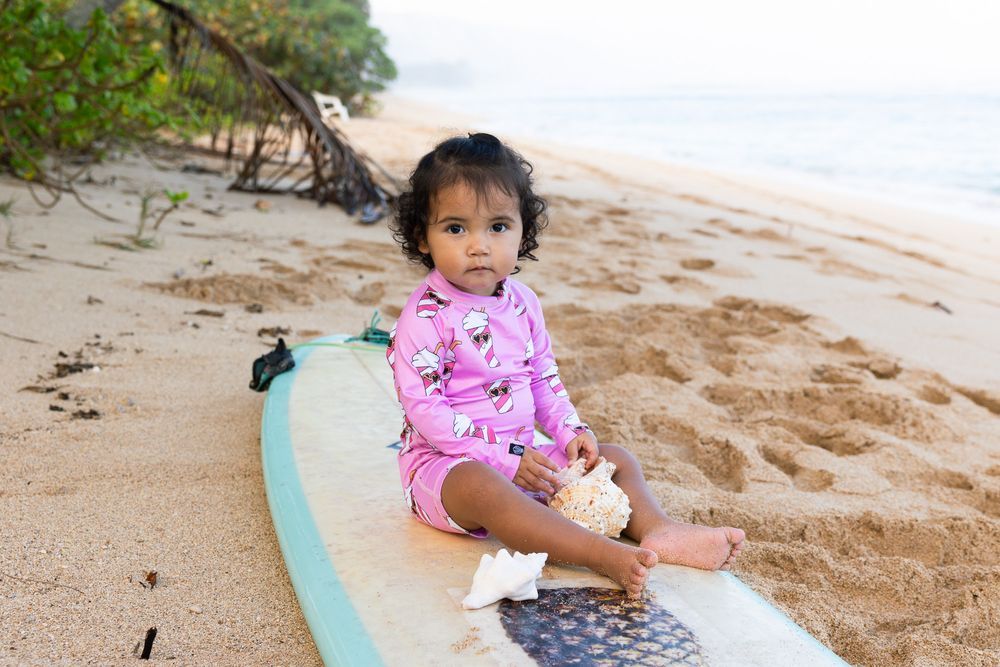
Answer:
[261,335,849,666]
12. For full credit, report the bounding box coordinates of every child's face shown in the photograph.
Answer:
[419,180,523,296]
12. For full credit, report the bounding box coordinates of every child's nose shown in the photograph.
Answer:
[468,233,489,255]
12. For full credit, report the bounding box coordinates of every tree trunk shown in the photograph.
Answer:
[64,0,129,29]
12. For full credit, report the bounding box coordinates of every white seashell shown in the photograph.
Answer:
[550,457,631,538]
[461,548,548,610]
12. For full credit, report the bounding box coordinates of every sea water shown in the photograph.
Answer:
[398,88,1000,227]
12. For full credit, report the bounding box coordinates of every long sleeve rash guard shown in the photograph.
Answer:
[388,269,589,486]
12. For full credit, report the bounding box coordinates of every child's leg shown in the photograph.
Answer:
[441,460,657,597]
[600,444,745,571]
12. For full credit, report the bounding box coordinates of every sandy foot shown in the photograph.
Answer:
[641,522,745,571]
[594,543,658,598]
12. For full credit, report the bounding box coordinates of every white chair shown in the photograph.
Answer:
[311,91,350,122]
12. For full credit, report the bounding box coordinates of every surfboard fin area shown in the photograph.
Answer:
[261,335,850,665]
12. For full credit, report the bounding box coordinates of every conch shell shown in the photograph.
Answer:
[462,549,548,610]
[550,457,631,538]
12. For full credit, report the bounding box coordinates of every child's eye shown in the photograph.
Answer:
[491,223,508,233]
[445,224,463,234]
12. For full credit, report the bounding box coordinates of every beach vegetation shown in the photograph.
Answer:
[0,197,14,220]
[133,187,188,246]
[119,0,396,116]
[92,187,188,250]
[0,0,180,212]
[2,0,394,223]
[0,196,15,248]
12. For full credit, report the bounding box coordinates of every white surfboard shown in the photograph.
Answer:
[261,335,849,666]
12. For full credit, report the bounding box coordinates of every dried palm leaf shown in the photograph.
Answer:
[148,0,397,223]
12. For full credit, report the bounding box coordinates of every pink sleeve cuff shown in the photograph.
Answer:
[555,423,592,452]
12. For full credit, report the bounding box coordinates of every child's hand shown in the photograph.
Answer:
[513,449,562,497]
[566,431,600,470]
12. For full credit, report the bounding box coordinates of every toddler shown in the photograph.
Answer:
[387,133,744,597]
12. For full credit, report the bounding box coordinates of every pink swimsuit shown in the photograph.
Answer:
[387,269,589,537]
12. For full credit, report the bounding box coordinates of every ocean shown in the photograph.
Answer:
[398,88,1000,227]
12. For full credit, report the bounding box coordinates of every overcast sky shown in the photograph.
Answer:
[369,1,1000,96]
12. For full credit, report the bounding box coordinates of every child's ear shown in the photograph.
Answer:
[417,237,429,254]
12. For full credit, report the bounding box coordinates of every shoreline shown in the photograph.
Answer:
[385,89,1000,232]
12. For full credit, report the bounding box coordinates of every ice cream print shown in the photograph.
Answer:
[416,287,452,318]
[541,364,568,397]
[441,340,462,387]
[563,411,588,432]
[524,338,534,362]
[453,412,500,445]
[483,377,514,414]
[411,344,444,396]
[463,307,500,367]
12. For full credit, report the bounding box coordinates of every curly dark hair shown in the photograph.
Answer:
[390,132,547,272]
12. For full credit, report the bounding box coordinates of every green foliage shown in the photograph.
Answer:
[137,187,188,241]
[122,0,396,114]
[0,0,175,181]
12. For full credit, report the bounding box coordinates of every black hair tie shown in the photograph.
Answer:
[468,132,501,145]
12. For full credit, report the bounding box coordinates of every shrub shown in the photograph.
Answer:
[0,0,175,185]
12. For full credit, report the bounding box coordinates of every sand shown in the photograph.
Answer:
[1,95,998,665]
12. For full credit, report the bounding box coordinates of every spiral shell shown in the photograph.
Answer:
[550,457,631,538]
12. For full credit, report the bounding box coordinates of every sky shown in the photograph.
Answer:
[368,0,1000,96]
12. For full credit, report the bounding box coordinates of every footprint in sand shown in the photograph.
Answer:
[691,435,751,493]
[924,467,974,491]
[916,384,951,405]
[865,358,902,379]
[759,442,836,492]
[810,364,866,385]
[818,258,887,281]
[712,296,811,324]
[913,466,1000,518]
[351,281,385,306]
[952,385,1000,415]
[774,419,883,457]
[680,258,715,271]
[603,206,630,217]
[147,272,334,307]
[823,336,868,355]
[659,274,711,293]
[700,382,951,446]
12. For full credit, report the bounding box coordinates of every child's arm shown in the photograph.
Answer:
[524,293,593,454]
[392,313,522,481]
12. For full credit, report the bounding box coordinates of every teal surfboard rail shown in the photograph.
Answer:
[260,335,384,666]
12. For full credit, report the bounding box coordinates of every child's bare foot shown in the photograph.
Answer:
[591,540,658,598]
[640,522,745,571]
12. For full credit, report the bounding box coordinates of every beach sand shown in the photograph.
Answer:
[2,95,998,665]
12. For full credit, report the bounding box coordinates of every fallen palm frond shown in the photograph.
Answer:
[147,0,397,223]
